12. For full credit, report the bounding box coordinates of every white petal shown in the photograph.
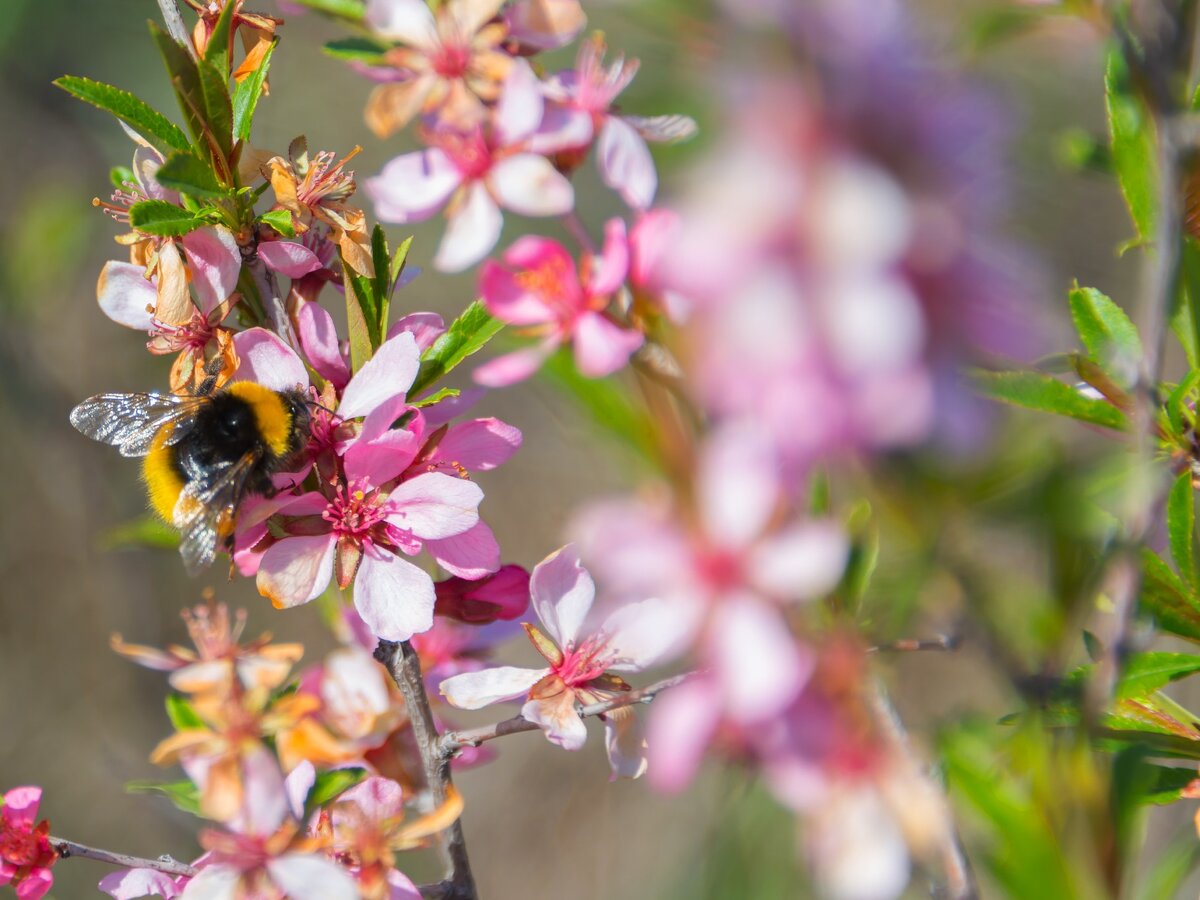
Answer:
[597,117,657,209]
[752,522,849,602]
[231,328,310,391]
[697,422,779,549]
[495,58,544,145]
[598,596,700,672]
[97,260,156,330]
[354,550,436,641]
[338,330,421,419]
[712,598,812,724]
[365,0,438,48]
[603,706,647,779]
[179,866,240,900]
[530,544,594,646]
[367,149,461,223]
[625,114,698,143]
[266,854,359,900]
[522,691,588,750]
[439,665,548,709]
[256,534,336,609]
[433,182,503,273]
[488,153,575,216]
[386,472,483,539]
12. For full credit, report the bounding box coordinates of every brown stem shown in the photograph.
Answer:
[867,634,961,654]
[49,837,198,878]
[375,640,477,900]
[440,671,697,757]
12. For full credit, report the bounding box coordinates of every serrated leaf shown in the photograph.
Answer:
[126,779,202,817]
[1106,50,1158,240]
[165,694,206,731]
[285,0,365,19]
[100,515,181,550]
[233,37,277,141]
[409,301,504,397]
[972,370,1128,430]
[1141,549,1200,644]
[1165,370,1200,437]
[258,208,296,237]
[371,225,390,344]
[1068,284,1141,378]
[150,21,206,147]
[322,36,389,64]
[304,767,367,817]
[197,58,234,160]
[54,75,190,155]
[1169,471,1198,589]
[1116,652,1200,699]
[342,254,375,373]
[129,199,203,237]
[155,151,228,198]
[390,235,414,293]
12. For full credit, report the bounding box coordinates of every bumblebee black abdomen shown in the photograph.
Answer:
[176,392,270,483]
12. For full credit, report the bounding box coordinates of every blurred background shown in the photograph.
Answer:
[0,0,1163,897]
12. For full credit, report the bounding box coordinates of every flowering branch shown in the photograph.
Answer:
[374,639,477,900]
[439,671,697,758]
[48,836,197,878]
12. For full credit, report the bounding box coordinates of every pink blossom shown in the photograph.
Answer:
[440,546,684,777]
[0,787,55,900]
[531,36,697,210]
[366,65,573,272]
[627,208,691,323]
[474,220,642,386]
[99,867,189,899]
[434,564,530,624]
[504,0,586,50]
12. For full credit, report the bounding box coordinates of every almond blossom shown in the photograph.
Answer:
[440,546,684,778]
[0,787,56,900]
[474,220,642,385]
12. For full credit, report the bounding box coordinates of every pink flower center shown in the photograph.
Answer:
[0,826,43,867]
[153,310,217,351]
[435,130,494,180]
[430,40,471,79]
[516,257,580,323]
[323,479,388,542]
[553,636,613,687]
[695,547,745,592]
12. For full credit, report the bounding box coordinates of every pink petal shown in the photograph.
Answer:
[697,422,779,550]
[176,866,240,899]
[385,472,483,540]
[1,787,41,828]
[296,299,350,388]
[338,331,421,419]
[752,523,849,602]
[344,437,418,487]
[598,117,657,210]
[487,153,575,217]
[472,344,555,386]
[522,690,587,750]
[572,311,642,377]
[99,868,184,899]
[629,208,679,288]
[597,596,700,672]
[527,104,594,155]
[479,260,555,326]
[133,145,174,201]
[354,550,436,641]
[426,519,500,579]
[435,418,523,470]
[388,871,423,900]
[530,544,594,646]
[257,240,324,279]
[284,760,316,822]
[367,149,461,223]
[603,707,647,780]
[433,182,503,273]
[588,218,630,296]
[231,328,310,391]
[265,853,359,900]
[237,743,288,836]
[364,0,437,48]
[97,261,156,330]
[571,496,690,599]
[181,226,241,314]
[645,677,720,792]
[495,58,543,146]
[712,598,812,724]
[14,869,53,900]
[440,665,547,709]
[387,311,445,350]
[339,776,405,823]
[256,534,336,609]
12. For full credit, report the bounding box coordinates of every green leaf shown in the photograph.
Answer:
[322,36,389,64]
[1141,549,1200,643]
[126,779,202,817]
[1106,50,1158,240]
[342,255,376,373]
[110,165,135,189]
[258,208,295,237]
[1068,284,1141,376]
[197,58,234,159]
[100,515,180,551]
[411,387,460,408]
[409,301,504,397]
[1111,746,1156,862]
[839,501,878,614]
[233,37,277,141]
[203,0,238,73]
[1143,764,1200,805]
[284,0,365,19]
[128,199,203,237]
[1177,240,1200,368]
[371,225,391,345]
[304,767,367,817]
[807,469,831,516]
[155,151,228,198]
[390,235,414,295]
[972,370,1128,430]
[150,21,206,147]
[1165,370,1200,437]
[1169,471,1198,589]
[1116,652,1200,699]
[165,694,205,731]
[53,75,190,155]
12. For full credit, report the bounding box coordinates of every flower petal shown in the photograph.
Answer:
[505,0,586,50]
[697,422,779,549]
[426,520,500,579]
[284,760,316,822]
[597,596,700,672]
[603,705,647,780]
[178,866,240,900]
[181,226,241,314]
[752,522,849,602]
[712,598,812,724]
[572,311,642,378]
[296,299,350,388]
[645,676,720,792]
[99,868,184,899]
[257,240,324,279]
[338,330,421,419]
[495,58,543,145]
[265,853,359,900]
[597,116,657,210]
[387,311,445,350]
[97,261,156,330]
[1,787,40,828]
[530,544,594,646]
[256,534,336,609]
[588,218,629,296]
[472,344,555,386]
[433,182,503,273]
[435,418,523,470]
[338,775,405,824]
[364,0,438,48]
[625,113,698,143]
[487,153,574,216]
[231,328,310,391]
[440,665,548,708]
[522,690,587,750]
[385,472,483,540]
[354,550,436,641]
[367,148,460,223]
[479,259,554,326]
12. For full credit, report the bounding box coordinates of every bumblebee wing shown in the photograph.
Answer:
[172,450,260,574]
[69,392,205,458]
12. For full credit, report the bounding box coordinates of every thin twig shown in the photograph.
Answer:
[49,837,198,878]
[375,640,477,900]
[439,671,697,757]
[155,0,197,58]
[867,634,961,654]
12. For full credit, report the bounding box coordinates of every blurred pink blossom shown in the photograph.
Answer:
[0,787,55,900]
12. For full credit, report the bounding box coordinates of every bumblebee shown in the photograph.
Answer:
[70,378,311,573]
